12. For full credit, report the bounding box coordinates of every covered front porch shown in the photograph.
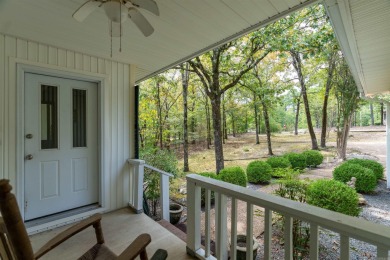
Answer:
[29,208,192,260]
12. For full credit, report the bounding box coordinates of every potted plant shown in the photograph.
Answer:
[235,234,259,260]
[169,203,183,225]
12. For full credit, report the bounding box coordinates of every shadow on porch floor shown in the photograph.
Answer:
[30,208,194,260]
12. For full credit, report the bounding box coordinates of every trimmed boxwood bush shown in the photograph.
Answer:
[197,172,219,206]
[307,179,360,216]
[246,161,272,183]
[302,150,324,167]
[347,158,384,180]
[284,152,306,170]
[218,167,247,187]
[333,163,377,193]
[266,156,292,169]
[272,168,300,178]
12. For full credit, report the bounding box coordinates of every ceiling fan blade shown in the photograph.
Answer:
[128,0,159,16]
[128,7,154,37]
[72,0,101,22]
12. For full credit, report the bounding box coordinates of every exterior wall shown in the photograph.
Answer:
[0,34,135,211]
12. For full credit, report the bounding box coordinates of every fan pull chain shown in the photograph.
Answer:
[110,21,113,58]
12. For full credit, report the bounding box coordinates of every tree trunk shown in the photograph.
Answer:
[337,114,352,160]
[381,103,384,125]
[291,51,318,149]
[205,98,211,149]
[231,113,236,137]
[181,64,189,172]
[370,103,374,126]
[222,94,227,142]
[294,95,301,135]
[156,83,163,149]
[261,98,273,155]
[254,94,260,144]
[210,94,224,173]
[190,117,196,144]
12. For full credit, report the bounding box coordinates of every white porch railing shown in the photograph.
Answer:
[127,159,173,221]
[186,174,390,260]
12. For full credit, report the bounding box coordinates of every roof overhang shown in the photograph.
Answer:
[0,0,318,83]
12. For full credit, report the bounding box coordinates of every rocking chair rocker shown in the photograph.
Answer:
[0,179,167,260]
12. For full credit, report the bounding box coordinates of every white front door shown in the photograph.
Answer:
[24,73,99,221]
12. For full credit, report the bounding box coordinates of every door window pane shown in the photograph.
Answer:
[73,89,87,147]
[41,85,58,149]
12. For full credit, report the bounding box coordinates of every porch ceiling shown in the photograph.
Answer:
[0,0,317,83]
[325,0,390,96]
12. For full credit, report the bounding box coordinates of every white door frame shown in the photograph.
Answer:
[15,59,108,221]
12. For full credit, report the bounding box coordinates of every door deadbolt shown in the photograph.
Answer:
[25,154,33,160]
[26,134,33,139]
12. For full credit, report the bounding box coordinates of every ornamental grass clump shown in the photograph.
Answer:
[284,152,306,170]
[347,158,384,180]
[302,150,324,167]
[197,172,219,206]
[218,166,247,187]
[266,156,292,169]
[333,163,377,193]
[246,161,272,183]
[306,179,360,216]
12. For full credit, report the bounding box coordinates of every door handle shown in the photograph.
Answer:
[25,154,33,160]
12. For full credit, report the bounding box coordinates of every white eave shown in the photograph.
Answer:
[325,0,390,96]
[0,0,318,83]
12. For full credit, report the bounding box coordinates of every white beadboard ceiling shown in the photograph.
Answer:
[1,0,388,95]
[325,0,390,96]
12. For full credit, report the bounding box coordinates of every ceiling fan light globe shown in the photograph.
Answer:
[104,1,128,23]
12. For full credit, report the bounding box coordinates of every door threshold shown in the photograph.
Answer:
[25,204,100,229]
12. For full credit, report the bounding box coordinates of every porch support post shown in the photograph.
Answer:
[127,159,145,214]
[387,103,390,188]
[160,174,170,221]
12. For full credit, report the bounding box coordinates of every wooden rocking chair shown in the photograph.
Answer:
[0,179,168,260]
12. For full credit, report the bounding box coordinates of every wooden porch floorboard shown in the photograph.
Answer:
[30,208,194,260]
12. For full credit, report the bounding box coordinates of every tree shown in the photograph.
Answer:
[334,59,360,160]
[189,35,270,173]
[181,63,190,172]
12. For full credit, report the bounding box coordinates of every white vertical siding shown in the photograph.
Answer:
[0,33,135,210]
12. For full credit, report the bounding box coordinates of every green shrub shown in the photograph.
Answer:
[302,150,324,167]
[306,179,360,216]
[333,163,377,193]
[197,172,219,206]
[266,156,292,169]
[218,167,247,187]
[274,173,310,203]
[284,152,306,170]
[246,161,272,183]
[272,168,300,178]
[347,158,384,180]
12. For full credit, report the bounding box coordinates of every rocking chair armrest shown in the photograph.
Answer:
[117,233,151,260]
[34,214,103,259]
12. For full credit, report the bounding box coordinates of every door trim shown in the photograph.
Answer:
[15,59,108,221]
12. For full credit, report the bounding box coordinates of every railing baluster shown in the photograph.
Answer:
[310,223,319,260]
[205,188,211,257]
[186,179,201,257]
[215,192,228,260]
[377,245,389,259]
[264,209,272,260]
[284,215,293,260]
[246,203,253,260]
[340,235,350,259]
[160,174,169,221]
[230,198,237,260]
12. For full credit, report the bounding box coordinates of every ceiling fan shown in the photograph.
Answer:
[73,0,159,37]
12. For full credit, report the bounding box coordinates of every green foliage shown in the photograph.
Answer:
[284,152,306,170]
[260,118,281,133]
[302,150,324,167]
[246,161,272,183]
[197,172,219,206]
[306,179,360,216]
[347,158,384,180]
[333,163,377,193]
[267,156,292,169]
[218,167,247,187]
[271,168,300,178]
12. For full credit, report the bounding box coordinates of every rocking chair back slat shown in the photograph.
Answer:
[0,217,16,260]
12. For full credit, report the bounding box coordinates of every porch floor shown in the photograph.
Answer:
[30,208,194,260]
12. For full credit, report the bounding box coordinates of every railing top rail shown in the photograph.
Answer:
[187,174,390,248]
[144,164,174,177]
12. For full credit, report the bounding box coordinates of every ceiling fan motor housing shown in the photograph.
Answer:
[104,0,128,23]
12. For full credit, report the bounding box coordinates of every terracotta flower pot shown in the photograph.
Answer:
[169,203,183,225]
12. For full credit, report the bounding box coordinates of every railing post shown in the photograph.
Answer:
[160,174,170,221]
[186,177,201,257]
[215,192,228,260]
[127,159,145,214]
